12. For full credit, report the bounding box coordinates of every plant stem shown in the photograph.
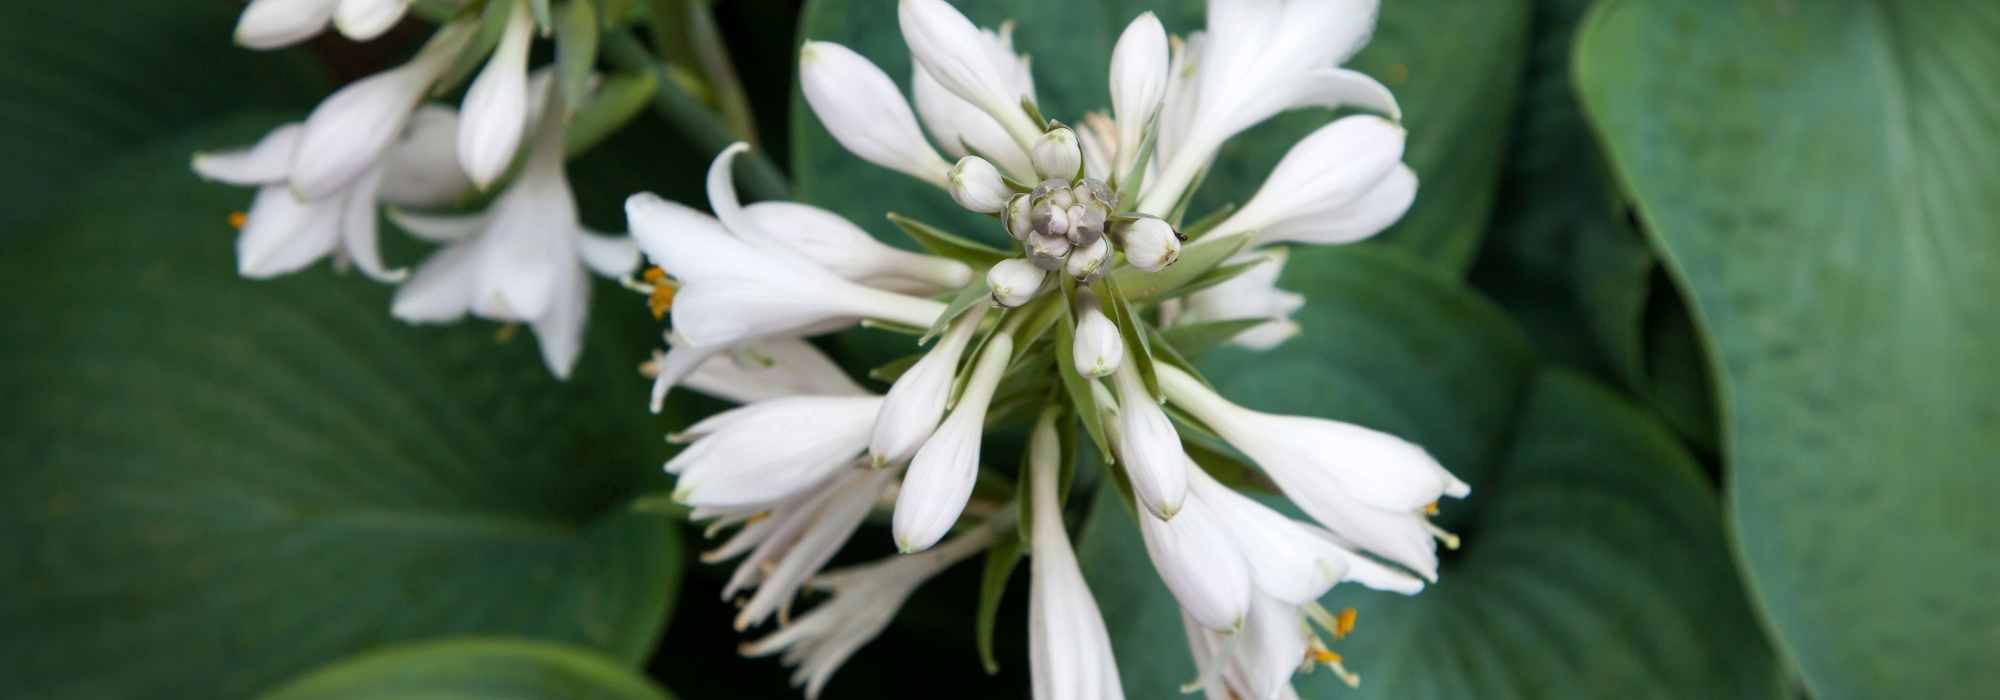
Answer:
[603,32,791,201]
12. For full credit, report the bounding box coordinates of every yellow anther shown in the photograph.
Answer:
[1423,501,1439,516]
[1425,520,1462,550]
[642,267,677,319]
[227,211,247,229]
[1311,648,1342,664]
[1335,607,1357,639]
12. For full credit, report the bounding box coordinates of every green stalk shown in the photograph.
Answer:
[603,32,791,201]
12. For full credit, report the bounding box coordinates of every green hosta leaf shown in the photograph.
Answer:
[975,536,1025,675]
[1154,318,1269,359]
[1079,371,1785,699]
[556,0,602,110]
[887,212,1016,269]
[566,72,661,157]
[1576,1,2000,695]
[260,640,672,700]
[260,638,675,700]
[794,0,1530,277]
[0,121,681,700]
[1109,231,1248,304]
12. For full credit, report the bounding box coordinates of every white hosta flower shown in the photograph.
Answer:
[913,55,1037,182]
[234,0,412,48]
[390,83,637,378]
[1109,360,1189,519]
[988,257,1047,308]
[1065,236,1110,281]
[1206,116,1413,246]
[1121,216,1181,272]
[1071,290,1123,378]
[1030,126,1083,182]
[1188,463,1422,600]
[800,41,953,187]
[1173,249,1305,350]
[194,106,471,282]
[871,305,989,468]
[667,395,884,509]
[708,466,897,630]
[743,522,998,699]
[893,333,1014,553]
[458,0,535,190]
[1026,411,1126,700]
[708,145,971,293]
[1108,12,1168,180]
[1139,0,1401,215]
[1136,486,1251,632]
[626,193,946,349]
[898,0,1043,148]
[292,21,474,198]
[1074,114,1116,183]
[671,337,870,406]
[1183,594,1319,700]
[1156,363,1468,579]
[948,156,1012,214]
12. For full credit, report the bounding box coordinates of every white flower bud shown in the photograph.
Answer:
[458,0,535,190]
[1072,290,1123,378]
[1065,236,1110,281]
[1027,231,1072,271]
[1111,360,1190,519]
[800,41,954,187]
[1109,12,1169,179]
[1005,193,1034,240]
[898,0,1042,146]
[335,0,412,43]
[987,257,1046,308]
[947,156,1010,214]
[235,0,337,50]
[1121,216,1181,272]
[1031,126,1083,182]
[895,334,1015,553]
[870,305,988,468]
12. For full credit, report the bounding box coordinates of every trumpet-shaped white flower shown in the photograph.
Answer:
[949,156,1012,214]
[1138,0,1400,215]
[234,0,412,49]
[1188,463,1423,600]
[1136,486,1251,632]
[1183,595,1316,700]
[1071,290,1123,378]
[458,0,535,190]
[1026,411,1126,700]
[1109,360,1189,519]
[1108,12,1168,180]
[893,333,1014,553]
[664,337,870,406]
[390,82,637,378]
[800,41,953,187]
[913,44,1037,182]
[742,522,998,699]
[871,305,989,468]
[667,395,885,510]
[1206,116,1413,246]
[988,257,1047,308]
[706,466,898,631]
[1030,126,1083,182]
[1157,363,1467,579]
[1122,216,1181,272]
[899,0,1045,149]
[292,21,473,199]
[1171,248,1305,350]
[193,106,472,282]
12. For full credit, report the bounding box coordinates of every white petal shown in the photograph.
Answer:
[1234,594,1309,700]
[334,0,410,41]
[577,229,640,278]
[1282,67,1401,121]
[1109,12,1168,179]
[380,106,475,208]
[1111,360,1189,519]
[234,0,339,50]
[948,155,1011,214]
[1138,495,1252,631]
[292,66,433,198]
[236,185,341,278]
[892,334,1012,553]
[1027,410,1128,700]
[742,202,972,292]
[192,123,301,186]
[896,0,1041,146]
[528,264,591,379]
[391,243,479,321]
[387,207,490,243]
[799,41,952,187]
[683,338,870,405]
[1072,291,1123,378]
[913,63,1035,182]
[1191,469,1347,605]
[458,0,536,190]
[650,343,721,412]
[1253,163,1416,247]
[870,305,986,467]
[673,397,882,508]
[1177,250,1305,350]
[338,169,406,282]
[1212,115,1406,243]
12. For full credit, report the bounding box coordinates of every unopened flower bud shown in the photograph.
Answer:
[1065,237,1110,280]
[1031,126,1083,182]
[948,155,1010,214]
[1032,200,1070,239]
[1122,216,1181,272]
[988,257,1047,307]
[1072,290,1124,378]
[1069,205,1107,246]
[1005,193,1034,240]
[1027,231,1072,270]
[1031,178,1067,199]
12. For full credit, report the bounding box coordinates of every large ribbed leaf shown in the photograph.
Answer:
[0,119,681,700]
[261,638,676,700]
[1575,1,2000,696]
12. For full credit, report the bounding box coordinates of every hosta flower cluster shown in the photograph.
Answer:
[633,1,1464,698]
[197,0,639,378]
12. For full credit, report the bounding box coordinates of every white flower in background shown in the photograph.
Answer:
[705,466,898,631]
[193,105,471,281]
[291,21,474,199]
[871,305,990,468]
[1169,248,1305,350]
[234,0,413,49]
[1025,411,1126,700]
[742,522,999,699]
[1156,363,1467,580]
[390,80,639,379]
[893,333,1014,553]
[899,0,1044,149]
[458,0,536,190]
[666,394,884,510]
[799,41,954,187]
[912,26,1038,183]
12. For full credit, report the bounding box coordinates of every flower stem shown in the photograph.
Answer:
[646,0,761,147]
[603,31,791,201]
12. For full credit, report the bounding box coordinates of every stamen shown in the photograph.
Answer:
[227,211,247,229]
[1305,640,1362,688]
[494,323,519,343]
[642,267,677,319]
[1335,607,1358,639]
[1423,501,1439,516]
[1424,520,1461,550]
